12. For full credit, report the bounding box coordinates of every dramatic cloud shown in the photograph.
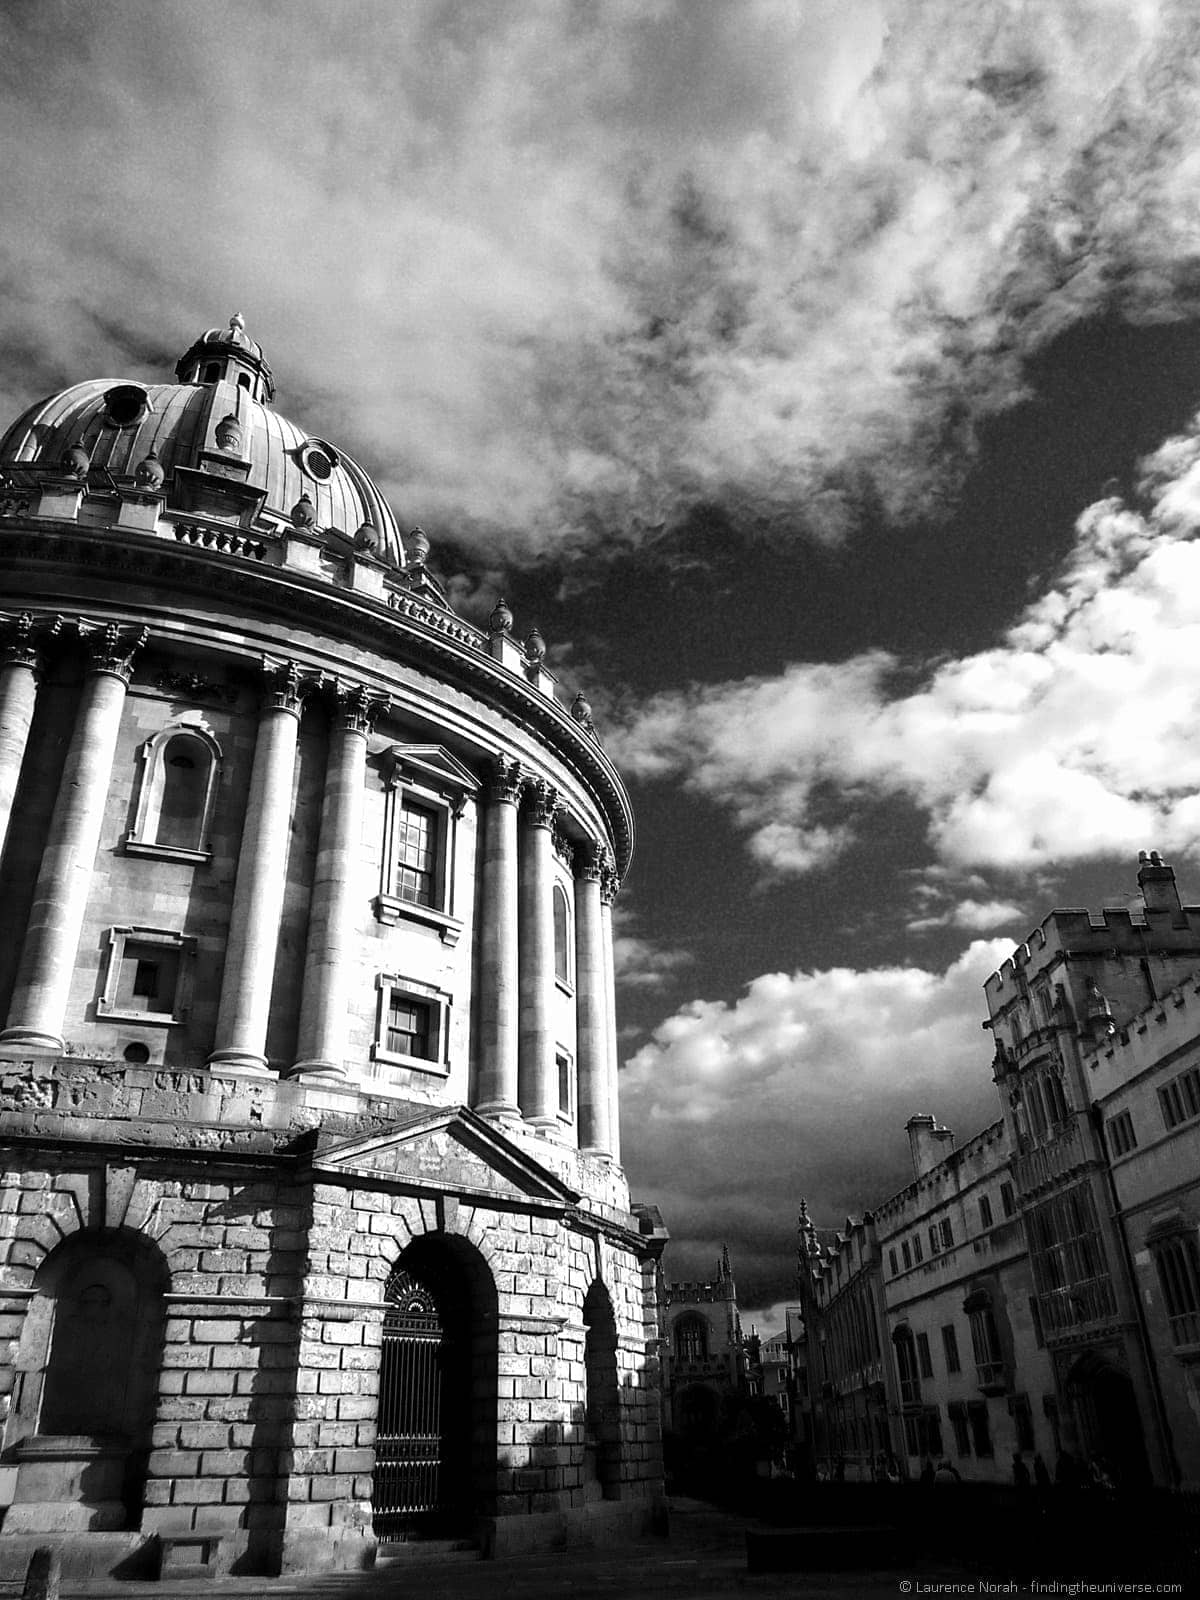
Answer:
[4,2,1200,562]
[611,424,1200,880]
[621,939,1010,1309]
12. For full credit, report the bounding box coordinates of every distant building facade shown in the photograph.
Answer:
[804,855,1200,1490]
[660,1247,751,1441]
[0,316,667,1580]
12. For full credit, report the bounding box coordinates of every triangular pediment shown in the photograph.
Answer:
[313,1104,579,1204]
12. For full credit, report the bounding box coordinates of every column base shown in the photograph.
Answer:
[206,1047,271,1074]
[0,1027,63,1053]
[580,1145,615,1162]
[287,1058,349,1082]
[474,1100,523,1121]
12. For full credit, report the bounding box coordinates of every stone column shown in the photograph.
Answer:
[519,780,559,1126]
[575,841,612,1156]
[474,757,522,1117]
[0,622,147,1051]
[209,662,308,1073]
[291,682,383,1080]
[600,863,621,1166]
[0,613,48,865]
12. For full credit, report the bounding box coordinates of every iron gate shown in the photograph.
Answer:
[372,1269,446,1536]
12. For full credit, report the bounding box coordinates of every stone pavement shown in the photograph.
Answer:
[0,1499,967,1600]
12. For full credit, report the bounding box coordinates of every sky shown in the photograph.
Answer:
[7,0,1200,1326]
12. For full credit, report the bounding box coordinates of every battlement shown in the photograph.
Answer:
[1083,965,1200,1096]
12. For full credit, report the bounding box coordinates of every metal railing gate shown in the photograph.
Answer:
[372,1269,446,1537]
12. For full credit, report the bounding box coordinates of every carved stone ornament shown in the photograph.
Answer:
[0,610,45,671]
[570,691,595,733]
[214,412,244,454]
[486,755,524,806]
[551,821,575,870]
[575,839,607,883]
[134,449,165,490]
[63,443,91,480]
[489,597,514,635]
[154,669,238,705]
[78,619,149,682]
[525,628,547,664]
[261,658,317,715]
[524,779,559,830]
[291,492,317,529]
[333,679,388,734]
[600,862,621,907]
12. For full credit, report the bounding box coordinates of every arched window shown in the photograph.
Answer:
[553,882,571,985]
[127,723,221,861]
[674,1314,708,1364]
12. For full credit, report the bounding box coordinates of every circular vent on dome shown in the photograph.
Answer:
[297,439,339,481]
[103,384,150,428]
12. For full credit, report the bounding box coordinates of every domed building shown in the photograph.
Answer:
[0,317,668,1580]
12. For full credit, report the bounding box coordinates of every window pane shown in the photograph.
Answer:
[387,993,431,1058]
[553,886,570,983]
[396,801,438,907]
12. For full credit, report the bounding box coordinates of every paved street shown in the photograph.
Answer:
[1,1499,965,1600]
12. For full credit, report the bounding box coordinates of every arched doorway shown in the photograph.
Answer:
[582,1280,620,1499]
[1065,1353,1151,1486]
[372,1234,497,1539]
[4,1229,167,1532]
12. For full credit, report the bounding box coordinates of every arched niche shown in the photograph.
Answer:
[126,720,223,861]
[582,1279,621,1499]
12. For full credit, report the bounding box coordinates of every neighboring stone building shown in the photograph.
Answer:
[0,316,667,1580]
[660,1247,750,1441]
[805,856,1200,1489]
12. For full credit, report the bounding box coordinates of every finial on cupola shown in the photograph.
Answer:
[229,311,246,334]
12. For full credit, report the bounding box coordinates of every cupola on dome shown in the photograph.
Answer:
[0,313,406,567]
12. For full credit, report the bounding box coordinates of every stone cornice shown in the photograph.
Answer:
[0,519,634,872]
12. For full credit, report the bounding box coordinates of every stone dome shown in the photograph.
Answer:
[0,315,405,565]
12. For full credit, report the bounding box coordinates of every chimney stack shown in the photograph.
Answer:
[1137,851,1181,915]
[906,1113,955,1179]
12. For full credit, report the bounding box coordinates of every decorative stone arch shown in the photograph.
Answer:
[581,1278,621,1499]
[126,716,223,860]
[4,1227,170,1532]
[371,1228,499,1538]
[1062,1348,1151,1485]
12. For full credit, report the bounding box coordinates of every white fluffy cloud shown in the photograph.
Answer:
[610,428,1200,879]
[621,939,1009,1297]
[3,2,1200,560]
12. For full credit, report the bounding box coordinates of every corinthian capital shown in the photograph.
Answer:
[332,678,389,735]
[523,778,559,831]
[78,619,149,683]
[486,755,523,806]
[261,658,317,715]
[0,611,45,671]
[575,839,608,884]
[600,862,621,907]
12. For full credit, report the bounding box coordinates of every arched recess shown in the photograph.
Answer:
[4,1228,169,1531]
[1064,1350,1151,1486]
[372,1232,498,1539]
[126,722,222,859]
[582,1279,621,1499]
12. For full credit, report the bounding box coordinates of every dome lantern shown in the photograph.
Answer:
[175,312,275,404]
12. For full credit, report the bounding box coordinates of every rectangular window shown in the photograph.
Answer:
[1159,1065,1200,1130]
[967,1300,1005,1389]
[967,1400,993,1457]
[557,1050,574,1118]
[1026,1182,1116,1335]
[941,1324,960,1374]
[395,799,438,907]
[889,1249,898,1276]
[979,1195,994,1230]
[929,1225,941,1256]
[940,1218,954,1249]
[372,974,450,1074]
[916,1331,933,1379]
[1153,1234,1200,1347]
[949,1401,971,1457]
[902,1241,912,1270]
[1029,1295,1044,1350]
[386,992,432,1059]
[98,927,193,1026]
[912,1233,923,1264]
[1105,1109,1137,1157]
[1000,1182,1015,1218]
[1010,1394,1035,1453]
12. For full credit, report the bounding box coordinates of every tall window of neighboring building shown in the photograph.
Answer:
[1010,1394,1035,1453]
[1158,1067,1200,1131]
[949,1401,971,1457]
[916,1330,933,1379]
[1029,1295,1045,1349]
[553,883,571,985]
[912,1233,923,1264]
[893,1328,920,1406]
[965,1292,1004,1389]
[675,1316,708,1364]
[1000,1182,1015,1218]
[967,1400,993,1457]
[979,1195,994,1230]
[1151,1232,1200,1347]
[941,1323,960,1374]
[940,1218,954,1249]
[929,1225,941,1256]
[396,799,438,907]
[902,1241,912,1270]
[888,1249,898,1276]
[1025,1182,1115,1335]
[1043,1071,1069,1125]
[1105,1109,1137,1158]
